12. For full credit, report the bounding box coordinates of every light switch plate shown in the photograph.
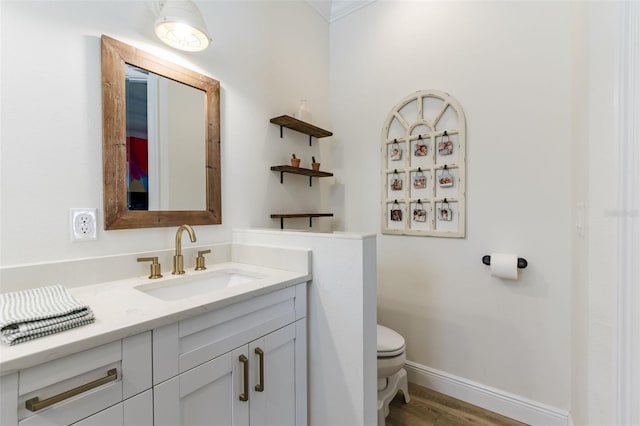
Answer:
[71,208,97,241]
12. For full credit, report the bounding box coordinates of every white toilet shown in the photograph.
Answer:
[377,324,410,426]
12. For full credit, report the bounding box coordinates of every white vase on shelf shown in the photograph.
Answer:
[295,99,312,122]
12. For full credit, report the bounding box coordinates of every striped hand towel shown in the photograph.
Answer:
[0,285,95,345]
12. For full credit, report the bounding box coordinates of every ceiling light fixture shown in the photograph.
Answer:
[155,0,211,52]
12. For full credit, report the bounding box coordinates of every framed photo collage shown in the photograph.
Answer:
[381,90,466,237]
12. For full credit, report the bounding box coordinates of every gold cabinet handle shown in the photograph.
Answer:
[25,368,118,412]
[239,354,249,401]
[254,347,264,392]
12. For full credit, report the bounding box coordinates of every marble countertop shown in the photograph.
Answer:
[0,262,311,375]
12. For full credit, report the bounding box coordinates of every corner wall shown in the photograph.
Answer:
[330,0,573,413]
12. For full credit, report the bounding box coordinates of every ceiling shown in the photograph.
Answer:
[305,0,376,23]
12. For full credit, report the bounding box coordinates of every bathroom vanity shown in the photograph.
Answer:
[0,245,310,426]
[1,230,377,426]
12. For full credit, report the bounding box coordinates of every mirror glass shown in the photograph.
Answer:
[101,35,221,229]
[125,64,206,211]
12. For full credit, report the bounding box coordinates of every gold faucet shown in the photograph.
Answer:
[173,224,197,275]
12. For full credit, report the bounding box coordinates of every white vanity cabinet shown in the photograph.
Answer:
[152,283,307,426]
[0,281,308,426]
[0,332,153,426]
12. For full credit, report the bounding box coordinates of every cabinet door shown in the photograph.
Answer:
[123,389,153,426]
[71,403,122,426]
[249,323,297,426]
[154,348,249,426]
[69,388,152,426]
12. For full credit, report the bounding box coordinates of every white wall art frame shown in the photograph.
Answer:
[381,90,466,237]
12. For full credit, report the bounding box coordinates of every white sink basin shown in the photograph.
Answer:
[134,268,266,301]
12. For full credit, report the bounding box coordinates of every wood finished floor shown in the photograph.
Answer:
[386,383,528,426]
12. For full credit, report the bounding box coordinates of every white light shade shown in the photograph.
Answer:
[155,0,211,52]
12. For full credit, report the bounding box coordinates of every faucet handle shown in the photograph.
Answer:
[195,250,211,271]
[137,257,163,279]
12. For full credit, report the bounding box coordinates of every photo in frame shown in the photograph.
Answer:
[413,173,427,189]
[438,133,453,155]
[391,173,403,191]
[438,201,453,221]
[413,201,427,222]
[438,168,454,187]
[390,142,402,161]
[414,141,428,157]
[390,202,403,221]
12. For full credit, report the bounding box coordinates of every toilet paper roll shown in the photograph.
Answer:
[490,253,519,280]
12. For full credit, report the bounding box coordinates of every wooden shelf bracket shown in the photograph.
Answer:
[270,213,334,229]
[270,165,333,187]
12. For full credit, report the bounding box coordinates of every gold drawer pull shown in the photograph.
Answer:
[254,347,264,392]
[25,368,118,412]
[239,355,249,402]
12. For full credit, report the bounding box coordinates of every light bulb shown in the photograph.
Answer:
[155,0,211,52]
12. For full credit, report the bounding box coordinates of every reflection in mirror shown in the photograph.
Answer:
[125,64,206,211]
[101,35,220,229]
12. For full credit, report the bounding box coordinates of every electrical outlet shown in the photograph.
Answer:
[71,208,97,241]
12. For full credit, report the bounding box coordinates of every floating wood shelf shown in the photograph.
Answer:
[270,213,334,229]
[270,115,333,145]
[271,165,333,186]
[269,115,335,230]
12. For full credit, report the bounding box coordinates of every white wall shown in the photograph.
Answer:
[0,0,330,268]
[330,0,573,411]
[581,3,619,425]
[569,1,590,423]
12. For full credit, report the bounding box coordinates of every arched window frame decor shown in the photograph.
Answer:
[381,90,466,238]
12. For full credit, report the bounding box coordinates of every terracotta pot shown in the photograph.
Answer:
[291,158,301,167]
[311,163,320,171]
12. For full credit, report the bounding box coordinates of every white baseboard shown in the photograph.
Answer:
[404,360,570,426]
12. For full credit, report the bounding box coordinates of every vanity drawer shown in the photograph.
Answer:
[153,283,306,384]
[7,332,151,426]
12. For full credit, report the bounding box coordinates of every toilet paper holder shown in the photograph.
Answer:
[482,255,528,269]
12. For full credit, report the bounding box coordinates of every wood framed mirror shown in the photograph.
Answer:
[101,35,220,229]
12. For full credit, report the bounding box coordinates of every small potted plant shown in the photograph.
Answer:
[311,156,320,171]
[291,154,301,168]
